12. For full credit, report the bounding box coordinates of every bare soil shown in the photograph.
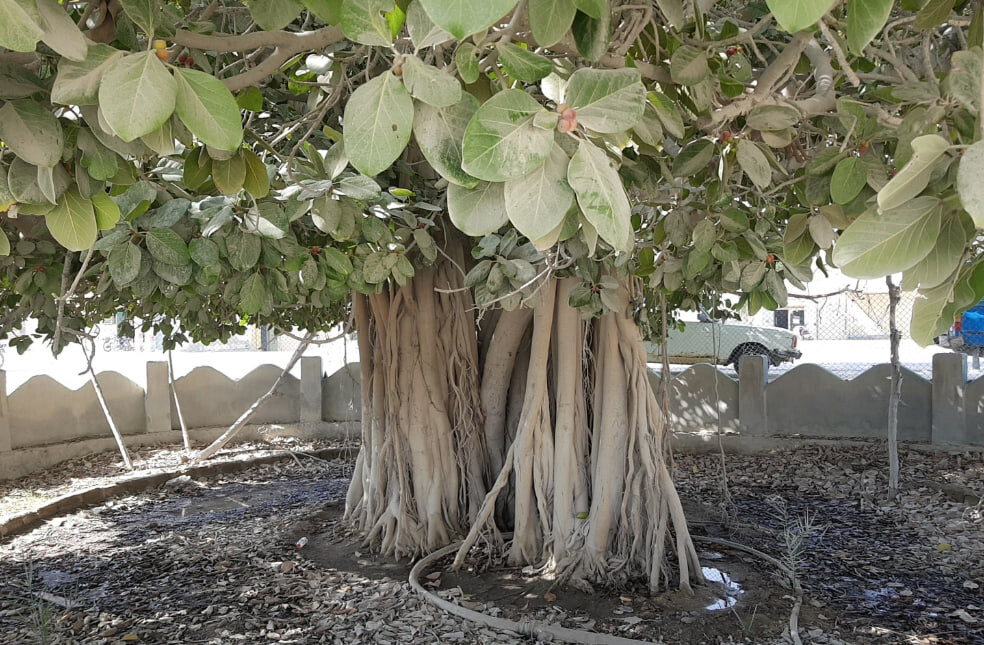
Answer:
[1,440,982,644]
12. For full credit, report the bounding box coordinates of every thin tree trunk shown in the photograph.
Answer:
[167,350,192,455]
[886,276,902,497]
[87,368,132,470]
[193,333,314,461]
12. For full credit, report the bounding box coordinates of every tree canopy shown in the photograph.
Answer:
[0,0,981,349]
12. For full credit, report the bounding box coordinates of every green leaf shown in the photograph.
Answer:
[141,119,175,156]
[119,0,159,35]
[237,86,264,112]
[212,153,247,195]
[146,229,190,265]
[736,139,772,190]
[913,0,956,30]
[455,43,481,84]
[0,230,9,257]
[341,0,395,45]
[746,105,801,131]
[957,139,984,227]
[447,181,508,236]
[568,140,632,253]
[242,149,271,198]
[92,192,122,230]
[946,49,980,114]
[740,261,766,291]
[51,46,124,107]
[406,0,452,48]
[108,242,143,286]
[672,138,714,177]
[321,246,353,275]
[461,89,554,182]
[564,68,644,134]
[0,100,64,168]
[45,189,97,251]
[98,50,177,142]
[571,8,609,61]
[504,143,574,243]
[37,0,87,61]
[248,0,304,30]
[302,0,342,24]
[190,237,220,266]
[401,56,461,107]
[648,91,684,138]
[529,0,575,47]
[670,46,709,86]
[0,0,44,53]
[847,0,892,54]
[239,272,270,315]
[766,0,837,33]
[834,197,943,279]
[225,228,262,271]
[830,156,867,205]
[343,72,414,176]
[413,93,480,188]
[496,42,554,83]
[877,134,949,213]
[807,212,837,250]
[173,67,244,151]
[183,146,212,191]
[311,195,360,240]
[903,212,967,290]
[418,0,518,40]
[910,278,959,346]
[300,255,326,289]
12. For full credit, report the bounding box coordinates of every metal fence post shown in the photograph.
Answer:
[932,352,967,445]
[0,370,11,452]
[145,361,172,433]
[738,355,768,436]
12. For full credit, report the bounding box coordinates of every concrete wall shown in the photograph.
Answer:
[2,354,982,481]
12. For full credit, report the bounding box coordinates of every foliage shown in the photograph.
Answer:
[0,0,982,351]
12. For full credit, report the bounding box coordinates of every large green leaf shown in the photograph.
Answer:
[910,278,960,346]
[672,138,714,177]
[173,67,244,151]
[344,72,413,177]
[957,139,984,227]
[746,105,800,131]
[401,56,461,107]
[418,0,518,40]
[45,189,97,251]
[239,272,270,315]
[572,9,609,62]
[0,0,44,53]
[248,0,304,30]
[504,143,573,242]
[51,46,125,106]
[914,0,956,30]
[0,230,9,257]
[902,212,968,290]
[341,0,395,45]
[496,42,554,83]
[302,0,342,24]
[92,192,121,230]
[847,0,892,54]
[412,93,480,188]
[37,0,87,61]
[567,140,632,253]
[0,100,64,168]
[212,153,247,195]
[225,228,262,271]
[877,134,949,213]
[670,46,709,86]
[563,68,644,134]
[455,43,480,84]
[242,149,271,198]
[146,229,191,265]
[648,91,684,138]
[834,197,943,279]
[98,50,177,142]
[736,139,772,189]
[108,242,143,286]
[406,0,452,48]
[528,0,575,47]
[830,156,867,205]
[766,0,837,33]
[461,89,554,182]
[447,181,508,236]
[119,0,160,36]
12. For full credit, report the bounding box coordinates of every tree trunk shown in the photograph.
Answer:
[346,267,701,593]
[886,276,901,497]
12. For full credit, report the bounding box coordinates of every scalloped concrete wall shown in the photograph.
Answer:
[169,365,300,429]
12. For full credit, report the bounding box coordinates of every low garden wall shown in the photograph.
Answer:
[0,353,979,481]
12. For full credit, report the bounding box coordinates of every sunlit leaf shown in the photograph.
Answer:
[401,56,461,107]
[847,0,892,54]
[37,0,87,61]
[98,50,177,142]
[878,134,949,213]
[344,71,413,176]
[0,99,64,168]
[412,93,480,188]
[447,181,508,236]
[767,0,837,33]
[461,89,553,182]
[45,189,97,251]
[504,144,573,243]
[568,139,632,253]
[418,0,519,40]
[529,0,575,46]
[564,68,644,134]
[0,0,44,53]
[173,67,244,151]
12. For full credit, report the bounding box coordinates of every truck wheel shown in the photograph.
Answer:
[731,344,770,375]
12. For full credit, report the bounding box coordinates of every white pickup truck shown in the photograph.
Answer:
[646,320,802,373]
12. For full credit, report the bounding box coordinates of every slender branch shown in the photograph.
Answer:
[167,350,192,455]
[818,18,860,87]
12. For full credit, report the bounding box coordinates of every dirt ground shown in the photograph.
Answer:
[1,440,982,644]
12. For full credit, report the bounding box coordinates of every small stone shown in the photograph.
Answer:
[964,580,980,590]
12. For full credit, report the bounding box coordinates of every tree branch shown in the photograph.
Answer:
[170,26,345,91]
